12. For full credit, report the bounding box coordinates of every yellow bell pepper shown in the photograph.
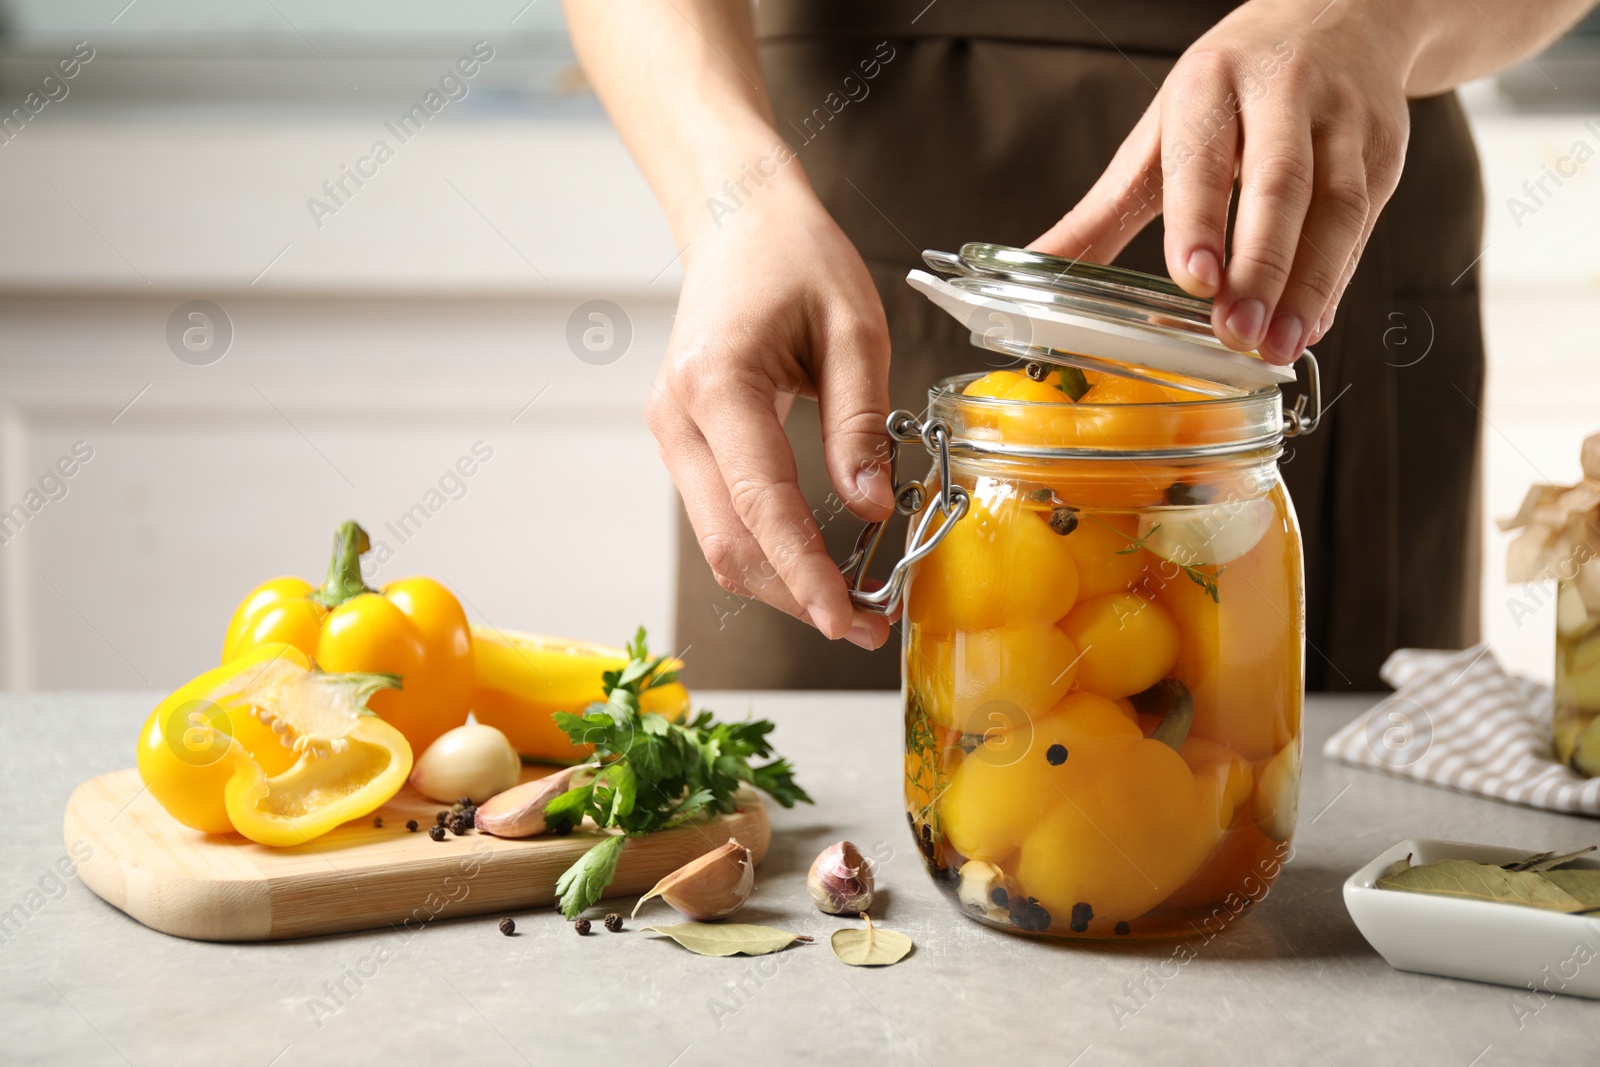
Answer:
[221,520,473,754]
[470,626,690,763]
[941,682,1249,933]
[136,644,413,845]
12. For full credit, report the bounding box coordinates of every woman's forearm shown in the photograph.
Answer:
[1377,0,1597,97]
[562,0,807,248]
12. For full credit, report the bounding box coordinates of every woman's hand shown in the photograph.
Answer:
[646,182,896,649]
[1030,0,1418,364]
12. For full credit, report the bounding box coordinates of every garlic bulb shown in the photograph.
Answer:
[475,765,585,837]
[808,840,874,916]
[632,839,754,921]
[410,723,521,804]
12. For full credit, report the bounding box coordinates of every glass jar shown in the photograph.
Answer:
[888,377,1305,940]
[841,244,1319,940]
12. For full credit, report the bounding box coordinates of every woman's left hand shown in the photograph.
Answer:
[1029,0,1416,364]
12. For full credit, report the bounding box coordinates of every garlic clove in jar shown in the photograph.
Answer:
[410,723,522,804]
[957,859,1010,922]
[1136,497,1273,568]
[474,765,585,837]
[631,839,754,921]
[1252,741,1300,842]
[807,840,874,916]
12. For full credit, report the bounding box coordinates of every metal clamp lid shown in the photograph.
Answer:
[913,243,1300,394]
[1282,350,1321,437]
[927,243,1215,331]
[837,411,970,614]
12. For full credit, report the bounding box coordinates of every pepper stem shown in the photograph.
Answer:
[1132,679,1194,751]
[316,669,403,712]
[310,520,376,609]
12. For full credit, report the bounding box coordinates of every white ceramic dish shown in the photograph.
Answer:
[1344,838,1600,999]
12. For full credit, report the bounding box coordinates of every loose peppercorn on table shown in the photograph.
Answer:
[12,690,1600,1065]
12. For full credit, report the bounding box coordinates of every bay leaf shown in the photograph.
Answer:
[642,923,812,957]
[1515,846,1597,873]
[830,914,913,967]
[1377,859,1589,913]
[1380,856,1413,881]
[1542,869,1600,910]
[1500,851,1553,872]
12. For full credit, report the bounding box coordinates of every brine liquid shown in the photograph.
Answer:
[903,470,1303,939]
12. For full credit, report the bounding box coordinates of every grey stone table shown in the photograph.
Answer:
[4,691,1598,1066]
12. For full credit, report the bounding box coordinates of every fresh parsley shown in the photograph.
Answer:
[548,627,813,918]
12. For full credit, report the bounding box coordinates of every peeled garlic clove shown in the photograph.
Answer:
[807,840,874,916]
[1137,497,1273,568]
[474,765,585,838]
[1252,741,1300,842]
[632,839,754,921]
[410,723,522,804]
[957,859,1009,922]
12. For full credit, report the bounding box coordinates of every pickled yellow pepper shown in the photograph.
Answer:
[941,684,1250,933]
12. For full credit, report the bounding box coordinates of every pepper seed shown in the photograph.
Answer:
[1070,902,1094,933]
[1114,921,1131,936]
[406,819,420,832]
[604,913,623,933]
[1046,744,1069,766]
[428,825,446,842]
[498,917,516,936]
[574,918,592,935]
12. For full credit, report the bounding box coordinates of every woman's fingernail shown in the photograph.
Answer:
[855,465,894,509]
[1186,249,1221,291]
[845,621,878,650]
[1224,299,1266,348]
[1264,314,1304,363]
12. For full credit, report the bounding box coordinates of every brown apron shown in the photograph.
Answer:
[674,0,1485,692]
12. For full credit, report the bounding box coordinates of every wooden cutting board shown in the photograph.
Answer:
[64,766,770,942]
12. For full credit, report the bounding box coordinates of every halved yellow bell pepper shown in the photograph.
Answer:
[136,643,413,845]
[221,520,474,754]
[470,627,690,763]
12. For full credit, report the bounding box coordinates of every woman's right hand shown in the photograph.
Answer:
[645,182,896,650]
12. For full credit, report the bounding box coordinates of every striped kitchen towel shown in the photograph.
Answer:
[1322,644,1600,816]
